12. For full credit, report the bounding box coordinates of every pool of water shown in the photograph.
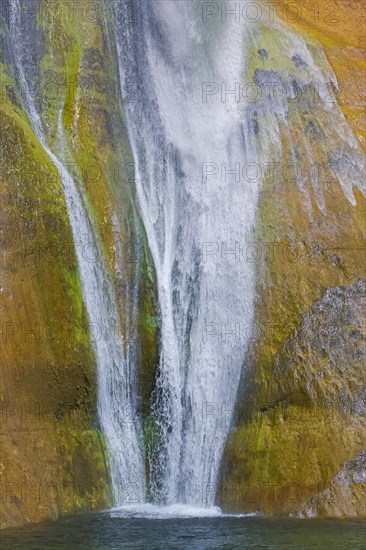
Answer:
[1,507,365,550]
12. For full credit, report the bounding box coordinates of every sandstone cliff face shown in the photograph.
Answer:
[219,1,366,517]
[294,450,366,518]
[0,87,111,528]
[0,1,110,528]
[273,0,366,150]
[220,280,366,515]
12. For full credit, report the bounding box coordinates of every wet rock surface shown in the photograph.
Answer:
[294,450,366,518]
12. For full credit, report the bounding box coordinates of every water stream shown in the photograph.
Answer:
[7,0,146,505]
[113,0,263,505]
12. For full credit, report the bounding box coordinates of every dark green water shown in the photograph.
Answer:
[1,512,365,550]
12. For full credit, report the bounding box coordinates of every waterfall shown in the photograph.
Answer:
[112,0,365,507]
[7,0,146,504]
[113,0,261,505]
[5,0,365,514]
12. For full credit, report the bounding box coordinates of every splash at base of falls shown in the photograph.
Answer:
[109,503,259,519]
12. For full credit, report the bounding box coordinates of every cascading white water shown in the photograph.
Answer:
[112,0,365,507]
[113,0,261,505]
[7,0,146,504]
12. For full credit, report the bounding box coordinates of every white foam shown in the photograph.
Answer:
[109,504,258,519]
